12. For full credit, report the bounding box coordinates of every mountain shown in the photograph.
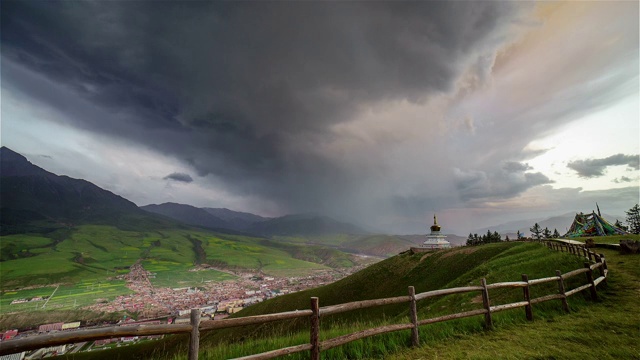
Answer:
[247,213,368,237]
[202,207,268,231]
[0,147,152,233]
[141,202,233,230]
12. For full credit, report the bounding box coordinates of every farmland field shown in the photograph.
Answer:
[0,280,131,314]
[142,260,237,287]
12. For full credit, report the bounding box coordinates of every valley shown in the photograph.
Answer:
[0,224,378,329]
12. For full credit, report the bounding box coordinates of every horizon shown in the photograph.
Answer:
[2,2,638,235]
[2,144,629,238]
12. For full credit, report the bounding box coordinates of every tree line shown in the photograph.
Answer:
[466,230,505,246]
[529,224,560,241]
[467,204,639,246]
[529,203,640,240]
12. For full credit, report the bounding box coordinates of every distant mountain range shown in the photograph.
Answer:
[142,203,368,237]
[141,202,236,230]
[247,213,367,237]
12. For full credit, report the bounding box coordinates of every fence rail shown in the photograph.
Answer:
[0,241,607,360]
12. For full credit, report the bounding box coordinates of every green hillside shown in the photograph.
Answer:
[213,242,585,330]
[272,234,420,257]
[71,241,595,360]
[0,225,361,291]
[193,242,617,359]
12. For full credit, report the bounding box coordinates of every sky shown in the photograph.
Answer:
[1,1,638,235]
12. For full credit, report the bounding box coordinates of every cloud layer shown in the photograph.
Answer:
[567,154,640,178]
[164,173,194,183]
[2,2,638,233]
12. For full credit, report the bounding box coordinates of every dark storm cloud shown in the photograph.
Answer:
[502,162,532,173]
[163,172,194,183]
[567,154,639,178]
[613,176,633,183]
[454,167,552,201]
[1,1,525,216]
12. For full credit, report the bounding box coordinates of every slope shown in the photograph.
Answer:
[388,247,639,360]
[195,242,588,354]
[80,241,593,360]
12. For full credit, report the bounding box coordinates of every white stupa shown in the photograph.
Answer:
[422,215,451,249]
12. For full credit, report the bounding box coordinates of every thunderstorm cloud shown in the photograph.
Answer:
[2,1,638,233]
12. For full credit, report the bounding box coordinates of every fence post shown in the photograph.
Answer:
[189,309,200,360]
[310,297,320,360]
[582,247,587,259]
[584,262,598,301]
[521,274,533,321]
[555,270,569,313]
[599,254,608,284]
[480,278,492,329]
[408,286,419,347]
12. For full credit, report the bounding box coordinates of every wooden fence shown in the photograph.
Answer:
[0,241,608,360]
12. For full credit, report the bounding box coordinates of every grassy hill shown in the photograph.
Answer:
[271,234,415,257]
[70,241,623,360]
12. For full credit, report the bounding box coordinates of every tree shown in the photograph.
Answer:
[467,233,474,246]
[530,223,542,240]
[615,219,629,232]
[626,204,640,234]
[505,235,510,242]
[543,227,552,239]
[553,228,560,238]
[493,231,501,242]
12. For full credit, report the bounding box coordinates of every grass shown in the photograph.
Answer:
[565,233,640,245]
[190,233,331,276]
[142,261,236,287]
[202,244,638,360]
[271,234,418,257]
[1,280,132,315]
[387,247,640,360]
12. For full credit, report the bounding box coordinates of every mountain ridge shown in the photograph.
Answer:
[0,146,150,233]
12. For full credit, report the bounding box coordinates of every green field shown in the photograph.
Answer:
[188,233,331,276]
[1,280,132,313]
[142,260,236,287]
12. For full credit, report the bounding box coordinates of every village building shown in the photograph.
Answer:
[422,215,451,250]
